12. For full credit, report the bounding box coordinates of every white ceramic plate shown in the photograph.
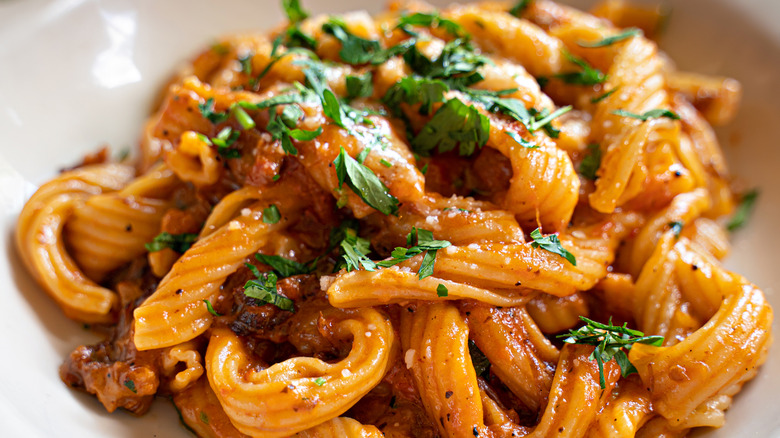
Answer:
[1,0,778,436]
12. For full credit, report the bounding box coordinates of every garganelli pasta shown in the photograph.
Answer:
[16,0,772,437]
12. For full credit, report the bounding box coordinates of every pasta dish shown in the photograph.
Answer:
[15,0,772,436]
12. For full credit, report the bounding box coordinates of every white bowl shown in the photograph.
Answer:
[0,0,778,436]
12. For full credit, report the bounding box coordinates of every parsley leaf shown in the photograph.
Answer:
[337,226,377,272]
[579,143,602,180]
[145,232,198,253]
[203,299,222,316]
[437,284,449,297]
[612,108,680,121]
[198,97,229,124]
[578,28,642,48]
[404,39,489,80]
[333,147,399,215]
[468,339,491,378]
[396,12,466,38]
[323,18,384,65]
[528,105,572,137]
[199,412,209,424]
[282,0,309,24]
[669,221,684,238]
[263,204,281,224]
[346,72,374,100]
[554,51,607,85]
[375,228,451,279]
[412,98,490,156]
[314,377,327,386]
[124,379,137,394]
[591,87,619,104]
[529,228,576,266]
[505,130,538,149]
[509,0,532,17]
[243,264,295,311]
[727,189,759,231]
[264,98,322,156]
[559,316,663,389]
[255,253,311,278]
[383,76,448,116]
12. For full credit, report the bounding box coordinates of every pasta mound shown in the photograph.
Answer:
[16,0,772,437]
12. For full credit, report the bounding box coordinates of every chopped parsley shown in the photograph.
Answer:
[468,339,491,378]
[203,299,222,316]
[579,143,602,180]
[375,228,451,279]
[669,221,684,238]
[396,12,466,38]
[591,87,619,104]
[559,316,663,389]
[145,232,198,253]
[254,253,312,278]
[346,72,374,100]
[404,38,489,81]
[199,411,209,425]
[578,28,642,48]
[323,18,384,65]
[198,98,229,124]
[529,228,576,266]
[333,147,399,215]
[412,98,490,156]
[124,379,137,394]
[612,108,680,121]
[243,263,295,311]
[727,189,759,231]
[337,226,377,272]
[528,105,572,138]
[554,51,607,86]
[505,130,538,149]
[383,76,448,116]
[263,204,282,224]
[282,0,309,24]
[509,0,532,17]
[437,284,449,297]
[264,99,322,156]
[314,377,327,386]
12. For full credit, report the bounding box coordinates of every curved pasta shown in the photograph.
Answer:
[205,306,394,437]
[65,163,178,281]
[294,417,383,438]
[16,164,135,322]
[134,185,304,350]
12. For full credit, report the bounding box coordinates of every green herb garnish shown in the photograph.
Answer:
[412,98,490,156]
[145,232,198,253]
[530,228,576,266]
[313,377,327,386]
[282,0,309,24]
[468,339,491,378]
[509,0,532,17]
[579,143,602,180]
[255,253,312,278]
[333,147,399,215]
[554,51,607,85]
[578,28,642,48]
[124,379,137,394]
[669,221,684,238]
[396,12,465,38]
[375,228,451,280]
[437,284,449,297]
[244,263,295,311]
[727,189,759,231]
[505,130,538,149]
[612,108,680,121]
[591,87,619,104]
[203,299,222,316]
[346,72,374,100]
[559,316,664,389]
[263,204,282,224]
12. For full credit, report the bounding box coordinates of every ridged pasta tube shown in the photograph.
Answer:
[16,164,135,322]
[205,306,394,437]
